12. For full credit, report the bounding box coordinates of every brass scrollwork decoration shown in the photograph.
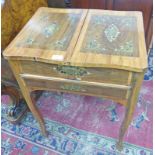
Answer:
[53,65,89,77]
[60,85,85,92]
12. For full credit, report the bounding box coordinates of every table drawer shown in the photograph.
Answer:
[23,76,130,101]
[20,61,131,85]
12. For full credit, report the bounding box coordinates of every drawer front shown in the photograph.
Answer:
[24,77,129,101]
[20,61,131,85]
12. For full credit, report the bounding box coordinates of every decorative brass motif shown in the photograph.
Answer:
[114,41,134,55]
[16,38,35,47]
[61,85,85,92]
[54,37,67,49]
[53,65,89,77]
[84,39,106,52]
[43,23,59,38]
[104,24,120,42]
[16,13,82,51]
[81,15,138,57]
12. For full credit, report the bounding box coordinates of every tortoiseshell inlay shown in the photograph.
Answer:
[16,12,82,51]
[81,15,139,57]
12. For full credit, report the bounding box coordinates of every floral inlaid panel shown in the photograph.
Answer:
[81,15,139,57]
[16,12,82,51]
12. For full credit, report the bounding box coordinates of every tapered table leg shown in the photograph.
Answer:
[8,60,47,136]
[116,73,144,151]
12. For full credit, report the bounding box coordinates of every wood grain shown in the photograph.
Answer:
[70,10,147,72]
[8,60,47,136]
[71,0,153,52]
[22,75,129,105]
[3,8,147,150]
[3,8,147,72]
[3,7,88,63]
[116,72,145,151]
[20,60,131,85]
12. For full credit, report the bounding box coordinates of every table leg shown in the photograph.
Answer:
[116,72,144,151]
[8,60,47,136]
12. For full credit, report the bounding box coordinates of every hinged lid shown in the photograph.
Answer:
[3,7,87,64]
[70,10,147,72]
[3,8,147,72]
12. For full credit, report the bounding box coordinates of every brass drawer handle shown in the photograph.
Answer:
[53,65,90,78]
[60,85,86,92]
